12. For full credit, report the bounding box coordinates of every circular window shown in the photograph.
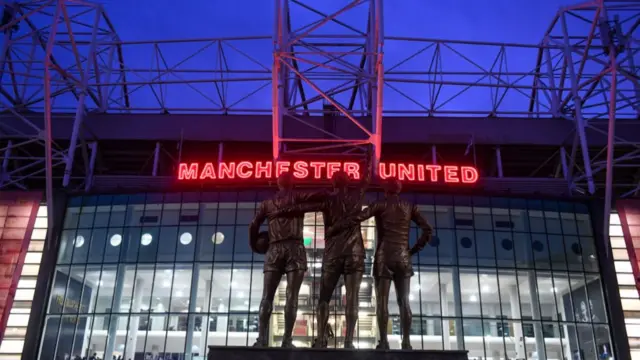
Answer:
[110,234,122,247]
[501,239,513,251]
[430,236,440,247]
[74,235,85,248]
[212,232,225,245]
[460,237,473,249]
[571,242,582,255]
[532,240,544,252]
[141,233,153,246]
[180,232,193,245]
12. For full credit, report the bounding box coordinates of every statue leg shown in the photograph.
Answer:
[314,269,340,348]
[254,271,283,347]
[282,269,305,347]
[393,274,412,349]
[374,276,391,349]
[343,271,363,349]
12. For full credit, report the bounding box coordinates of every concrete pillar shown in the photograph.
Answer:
[104,264,126,360]
[199,282,211,358]
[451,268,464,350]
[125,277,145,360]
[185,265,200,360]
[441,283,451,350]
[528,271,548,360]
[81,284,99,357]
[509,285,526,359]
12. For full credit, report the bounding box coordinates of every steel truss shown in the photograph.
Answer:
[0,0,637,227]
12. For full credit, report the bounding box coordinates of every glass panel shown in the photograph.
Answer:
[47,194,614,357]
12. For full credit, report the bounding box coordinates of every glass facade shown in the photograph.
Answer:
[40,192,613,360]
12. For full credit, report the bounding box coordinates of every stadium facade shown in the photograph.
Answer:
[0,1,639,360]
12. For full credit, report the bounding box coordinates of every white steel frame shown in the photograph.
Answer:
[0,0,637,236]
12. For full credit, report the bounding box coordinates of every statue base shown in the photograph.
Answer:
[207,345,468,360]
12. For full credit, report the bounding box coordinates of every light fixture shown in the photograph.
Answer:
[163,281,171,288]
[176,290,184,297]
[179,232,193,245]
[212,232,225,244]
[469,295,478,302]
[244,300,249,305]
[409,294,415,301]
[74,235,85,248]
[141,233,153,246]
[360,282,368,289]
[164,269,172,274]
[413,283,421,290]
[551,287,558,293]
[481,285,490,292]
[238,292,245,298]
[109,234,122,247]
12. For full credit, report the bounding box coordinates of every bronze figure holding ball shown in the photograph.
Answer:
[248,172,324,348]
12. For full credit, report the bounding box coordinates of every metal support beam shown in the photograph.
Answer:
[1,140,11,186]
[152,142,160,177]
[496,146,503,178]
[85,142,97,192]
[272,0,383,162]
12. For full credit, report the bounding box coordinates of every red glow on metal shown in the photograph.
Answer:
[178,161,479,184]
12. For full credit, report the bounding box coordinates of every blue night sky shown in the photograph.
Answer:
[107,0,574,43]
[40,0,613,115]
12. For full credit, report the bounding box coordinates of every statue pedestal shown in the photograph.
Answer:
[207,346,468,360]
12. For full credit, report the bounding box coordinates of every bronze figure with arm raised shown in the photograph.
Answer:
[270,152,373,348]
[328,177,432,350]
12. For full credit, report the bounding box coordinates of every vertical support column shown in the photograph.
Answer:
[125,277,144,360]
[185,264,200,360]
[63,93,86,187]
[85,142,97,192]
[152,142,160,177]
[603,47,618,258]
[527,271,548,360]
[440,283,451,350]
[271,0,287,161]
[560,13,596,194]
[43,1,62,243]
[451,266,464,350]
[1,139,12,186]
[63,8,101,188]
[104,264,126,360]
[199,282,211,357]
[368,0,383,168]
[431,145,437,165]
[496,146,503,178]
[508,286,525,359]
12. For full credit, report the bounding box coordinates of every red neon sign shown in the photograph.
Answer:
[177,161,479,184]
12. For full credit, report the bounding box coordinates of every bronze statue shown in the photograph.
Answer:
[327,177,432,350]
[274,155,372,349]
[248,172,324,348]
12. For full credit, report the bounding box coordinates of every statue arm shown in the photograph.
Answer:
[249,201,268,252]
[296,189,329,203]
[326,202,380,237]
[409,205,433,256]
[275,202,325,218]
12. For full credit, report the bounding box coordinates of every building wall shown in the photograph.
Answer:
[39,192,612,360]
[608,205,640,360]
[0,205,47,360]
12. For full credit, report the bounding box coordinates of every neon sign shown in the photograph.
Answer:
[177,161,479,184]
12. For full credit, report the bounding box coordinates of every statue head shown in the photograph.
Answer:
[383,177,402,195]
[331,170,350,190]
[277,172,294,191]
